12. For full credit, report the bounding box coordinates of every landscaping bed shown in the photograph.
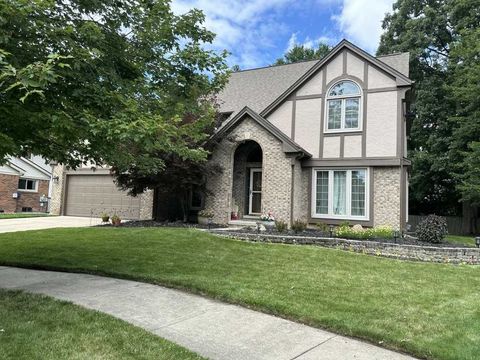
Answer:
[99,219,225,230]
[225,227,469,247]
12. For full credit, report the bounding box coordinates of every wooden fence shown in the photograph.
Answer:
[408,215,477,235]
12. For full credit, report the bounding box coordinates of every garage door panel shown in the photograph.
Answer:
[65,175,141,219]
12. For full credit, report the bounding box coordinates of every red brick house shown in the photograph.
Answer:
[0,156,51,213]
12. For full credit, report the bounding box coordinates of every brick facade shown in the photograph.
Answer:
[16,180,49,212]
[205,116,294,225]
[0,174,19,213]
[0,174,49,213]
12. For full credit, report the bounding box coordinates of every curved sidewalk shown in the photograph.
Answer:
[0,267,415,360]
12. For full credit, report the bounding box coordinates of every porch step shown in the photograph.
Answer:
[227,219,259,228]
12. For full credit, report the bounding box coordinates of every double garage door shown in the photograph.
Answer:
[65,175,141,219]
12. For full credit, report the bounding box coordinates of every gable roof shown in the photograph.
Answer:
[210,107,311,159]
[217,60,318,114]
[260,39,412,117]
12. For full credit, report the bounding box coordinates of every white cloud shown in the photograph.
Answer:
[171,0,292,68]
[285,33,339,52]
[332,0,395,53]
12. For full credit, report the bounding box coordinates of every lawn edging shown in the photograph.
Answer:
[210,230,480,264]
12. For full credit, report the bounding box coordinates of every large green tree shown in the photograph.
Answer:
[274,43,331,65]
[378,0,480,223]
[0,0,228,181]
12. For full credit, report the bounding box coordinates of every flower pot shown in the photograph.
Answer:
[262,221,275,230]
[112,219,121,226]
[198,216,211,225]
[101,216,110,223]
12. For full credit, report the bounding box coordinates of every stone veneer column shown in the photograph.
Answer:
[139,190,154,220]
[49,164,65,215]
[373,167,401,229]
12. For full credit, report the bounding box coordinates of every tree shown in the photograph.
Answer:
[378,0,480,221]
[0,0,229,178]
[274,43,331,65]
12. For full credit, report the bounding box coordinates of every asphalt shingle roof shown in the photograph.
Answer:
[217,60,318,115]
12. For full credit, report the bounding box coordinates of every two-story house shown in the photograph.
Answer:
[205,39,412,230]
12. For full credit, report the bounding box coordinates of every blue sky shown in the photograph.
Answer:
[171,0,396,69]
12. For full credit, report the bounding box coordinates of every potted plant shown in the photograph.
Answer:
[197,210,214,225]
[111,214,121,226]
[100,212,110,223]
[260,211,275,230]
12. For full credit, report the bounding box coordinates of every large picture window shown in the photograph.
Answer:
[313,169,368,220]
[325,80,362,132]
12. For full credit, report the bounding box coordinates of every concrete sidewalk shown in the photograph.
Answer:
[0,267,415,360]
[0,216,99,233]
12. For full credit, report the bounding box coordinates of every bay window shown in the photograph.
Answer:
[313,169,368,220]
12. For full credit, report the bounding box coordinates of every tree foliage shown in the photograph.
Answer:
[0,0,229,182]
[378,0,480,214]
[274,43,331,65]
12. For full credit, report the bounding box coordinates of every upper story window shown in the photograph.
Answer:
[325,80,362,132]
[18,179,38,192]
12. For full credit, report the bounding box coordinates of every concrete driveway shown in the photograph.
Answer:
[0,216,100,233]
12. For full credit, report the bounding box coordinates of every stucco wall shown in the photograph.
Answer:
[263,49,404,161]
[323,136,341,158]
[294,98,321,157]
[366,91,397,157]
[267,100,292,137]
[204,116,293,225]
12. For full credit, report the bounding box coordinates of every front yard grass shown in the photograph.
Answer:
[0,289,202,360]
[445,235,476,247]
[0,227,478,360]
[0,212,50,220]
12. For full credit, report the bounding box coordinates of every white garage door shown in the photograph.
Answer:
[65,175,141,219]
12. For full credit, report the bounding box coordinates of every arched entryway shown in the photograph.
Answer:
[231,140,263,219]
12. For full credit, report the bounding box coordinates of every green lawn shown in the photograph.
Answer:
[445,235,477,247]
[0,227,479,360]
[0,212,50,219]
[0,289,202,360]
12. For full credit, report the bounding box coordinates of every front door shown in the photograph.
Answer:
[249,168,262,215]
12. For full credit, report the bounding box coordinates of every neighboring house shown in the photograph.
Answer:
[51,39,412,229]
[203,39,412,230]
[0,155,52,213]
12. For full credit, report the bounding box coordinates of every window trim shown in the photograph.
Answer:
[18,178,39,192]
[324,80,363,133]
[311,168,370,221]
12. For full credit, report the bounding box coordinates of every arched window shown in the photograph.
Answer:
[325,80,362,131]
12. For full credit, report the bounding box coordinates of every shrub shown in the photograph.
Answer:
[198,210,214,218]
[316,222,328,232]
[416,215,448,243]
[371,225,394,239]
[335,224,394,240]
[275,220,288,233]
[291,219,307,233]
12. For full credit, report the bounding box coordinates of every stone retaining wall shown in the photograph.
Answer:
[210,230,480,265]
